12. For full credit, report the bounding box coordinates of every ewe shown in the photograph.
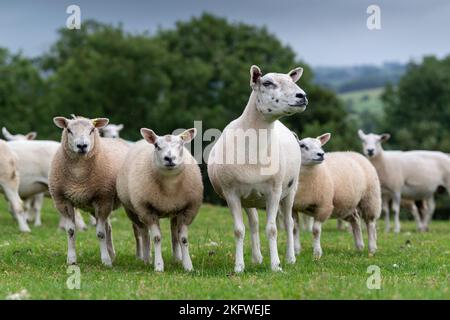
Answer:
[292,134,381,257]
[2,127,37,141]
[358,130,450,232]
[208,65,308,272]
[3,127,88,229]
[49,116,129,266]
[0,140,30,232]
[100,124,124,139]
[117,128,203,272]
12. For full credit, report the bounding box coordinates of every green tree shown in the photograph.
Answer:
[0,48,44,134]
[382,56,450,151]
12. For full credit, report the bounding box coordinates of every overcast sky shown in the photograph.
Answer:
[1,0,449,66]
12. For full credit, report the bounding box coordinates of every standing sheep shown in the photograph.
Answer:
[0,140,30,232]
[2,127,37,141]
[49,116,129,266]
[116,128,203,272]
[100,124,124,139]
[358,130,450,232]
[208,65,308,272]
[292,133,381,258]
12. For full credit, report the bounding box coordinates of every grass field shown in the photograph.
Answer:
[339,87,385,115]
[1,198,449,300]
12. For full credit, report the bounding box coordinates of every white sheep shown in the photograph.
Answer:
[6,140,89,230]
[293,133,381,257]
[358,130,450,232]
[49,116,129,266]
[100,124,124,139]
[208,65,308,272]
[116,128,203,272]
[2,127,37,141]
[0,139,30,232]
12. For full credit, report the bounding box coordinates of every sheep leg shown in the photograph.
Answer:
[382,197,390,233]
[266,188,282,272]
[132,223,143,260]
[177,219,193,272]
[74,209,88,231]
[301,214,313,232]
[422,197,435,231]
[24,198,33,222]
[392,193,401,233]
[94,202,114,267]
[1,183,30,233]
[170,217,182,262]
[245,208,263,264]
[224,193,245,273]
[105,218,116,262]
[292,211,301,255]
[312,220,323,259]
[148,217,163,272]
[141,227,152,265]
[409,202,425,232]
[280,192,296,265]
[30,193,44,227]
[366,219,378,255]
[349,211,364,251]
[54,200,77,264]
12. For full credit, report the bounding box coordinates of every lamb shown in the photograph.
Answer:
[4,129,88,229]
[100,124,124,139]
[49,116,129,266]
[292,133,381,258]
[358,130,450,232]
[208,65,308,272]
[0,139,30,232]
[2,127,37,141]
[116,128,203,272]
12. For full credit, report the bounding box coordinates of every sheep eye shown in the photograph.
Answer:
[154,143,161,150]
[67,129,73,135]
[90,128,95,135]
[300,144,305,148]
[262,81,274,87]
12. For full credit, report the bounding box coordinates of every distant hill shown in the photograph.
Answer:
[313,62,406,93]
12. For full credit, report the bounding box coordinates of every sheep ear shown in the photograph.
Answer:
[141,128,158,145]
[317,133,331,146]
[358,129,366,139]
[179,128,197,144]
[2,127,14,140]
[380,133,391,142]
[92,118,109,129]
[54,117,68,129]
[117,124,124,131]
[288,67,303,83]
[250,65,262,87]
[26,132,37,140]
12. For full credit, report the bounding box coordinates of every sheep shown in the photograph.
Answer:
[2,127,37,141]
[116,128,203,272]
[100,124,124,139]
[49,116,129,266]
[358,130,450,232]
[292,133,381,258]
[208,65,308,272]
[4,130,88,230]
[0,139,30,232]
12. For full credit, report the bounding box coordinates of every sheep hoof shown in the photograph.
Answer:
[285,255,296,264]
[234,263,245,273]
[67,257,77,265]
[313,250,322,260]
[34,222,42,227]
[154,264,164,272]
[271,263,282,272]
[102,259,113,267]
[183,264,194,272]
[252,254,263,264]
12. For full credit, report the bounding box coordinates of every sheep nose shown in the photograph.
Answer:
[296,93,306,99]
[367,149,374,156]
[317,152,324,158]
[77,144,88,152]
[164,156,176,165]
